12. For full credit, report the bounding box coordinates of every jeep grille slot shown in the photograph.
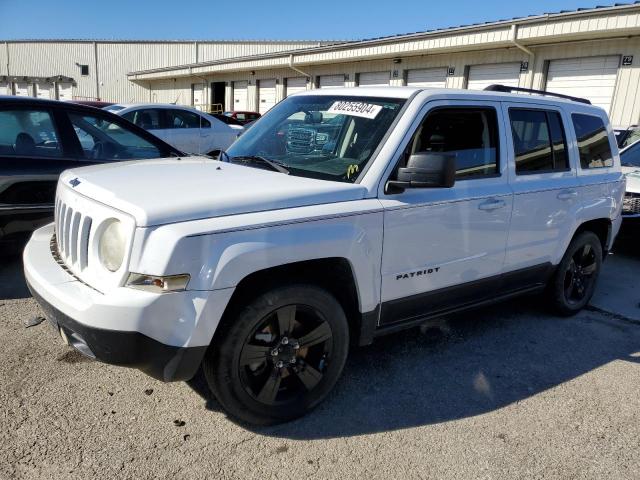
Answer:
[623,192,640,215]
[54,197,93,271]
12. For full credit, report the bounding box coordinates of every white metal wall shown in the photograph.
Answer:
[143,35,640,127]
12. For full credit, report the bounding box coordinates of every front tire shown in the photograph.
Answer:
[549,231,602,316]
[203,284,350,425]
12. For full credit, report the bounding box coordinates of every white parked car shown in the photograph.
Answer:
[105,103,242,155]
[619,140,640,222]
[25,86,625,425]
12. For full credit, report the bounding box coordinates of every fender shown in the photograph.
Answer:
[134,210,384,315]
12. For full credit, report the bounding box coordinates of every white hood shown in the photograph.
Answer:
[59,157,367,227]
[622,166,640,194]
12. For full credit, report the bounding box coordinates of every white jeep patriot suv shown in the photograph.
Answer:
[24,85,625,425]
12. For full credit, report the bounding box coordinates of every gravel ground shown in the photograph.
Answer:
[1,237,639,480]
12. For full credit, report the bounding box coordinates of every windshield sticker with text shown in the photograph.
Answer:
[327,101,383,119]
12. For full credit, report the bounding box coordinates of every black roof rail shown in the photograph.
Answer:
[483,84,592,105]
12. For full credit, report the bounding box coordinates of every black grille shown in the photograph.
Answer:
[623,193,640,215]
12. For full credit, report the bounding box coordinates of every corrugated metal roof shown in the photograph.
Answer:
[128,1,640,77]
[331,1,640,44]
[0,38,341,45]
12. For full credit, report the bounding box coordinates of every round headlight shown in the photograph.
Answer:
[98,219,126,272]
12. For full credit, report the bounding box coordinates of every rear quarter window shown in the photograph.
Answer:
[572,113,614,169]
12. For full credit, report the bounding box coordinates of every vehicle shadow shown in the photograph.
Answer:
[188,295,640,439]
[0,253,30,301]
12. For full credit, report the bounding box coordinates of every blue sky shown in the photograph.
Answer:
[0,1,621,41]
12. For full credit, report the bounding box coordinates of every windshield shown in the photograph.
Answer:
[104,105,126,113]
[620,127,640,149]
[226,95,405,183]
[621,141,640,167]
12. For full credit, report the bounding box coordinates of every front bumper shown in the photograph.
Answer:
[28,285,207,381]
[24,224,234,382]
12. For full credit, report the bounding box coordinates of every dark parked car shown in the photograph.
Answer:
[223,111,261,125]
[0,96,181,252]
[211,113,245,126]
[70,100,116,109]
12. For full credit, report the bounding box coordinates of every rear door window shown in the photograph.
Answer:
[0,109,62,158]
[572,113,614,169]
[509,109,569,174]
[166,109,209,128]
[122,109,163,130]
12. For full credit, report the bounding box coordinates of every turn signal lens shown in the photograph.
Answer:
[126,273,190,293]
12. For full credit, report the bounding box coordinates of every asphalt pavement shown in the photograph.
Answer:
[1,236,639,479]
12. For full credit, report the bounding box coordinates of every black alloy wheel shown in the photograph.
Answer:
[562,243,598,305]
[238,304,333,406]
[203,284,350,425]
[549,231,602,316]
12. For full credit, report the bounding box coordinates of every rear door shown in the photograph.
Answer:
[162,108,208,153]
[121,107,170,143]
[379,100,513,324]
[501,102,579,274]
[0,105,78,242]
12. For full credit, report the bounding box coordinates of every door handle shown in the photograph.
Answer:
[478,198,506,211]
[557,190,578,200]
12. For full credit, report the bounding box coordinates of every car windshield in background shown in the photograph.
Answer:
[103,105,126,113]
[226,95,405,183]
[620,127,640,150]
[621,141,640,167]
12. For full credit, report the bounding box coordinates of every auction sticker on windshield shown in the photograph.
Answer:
[327,101,383,119]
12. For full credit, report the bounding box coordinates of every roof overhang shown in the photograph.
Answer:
[128,2,640,81]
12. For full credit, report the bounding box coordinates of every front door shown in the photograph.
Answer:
[379,100,513,325]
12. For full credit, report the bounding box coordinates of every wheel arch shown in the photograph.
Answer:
[214,258,369,347]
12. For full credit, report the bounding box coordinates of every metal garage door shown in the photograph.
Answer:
[319,75,344,88]
[545,56,619,113]
[358,71,389,87]
[407,68,448,88]
[57,82,73,100]
[233,81,248,110]
[467,63,521,90]
[285,77,307,96]
[258,79,277,114]
[14,82,32,97]
[36,82,53,99]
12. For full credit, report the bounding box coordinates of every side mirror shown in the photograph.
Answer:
[386,152,456,193]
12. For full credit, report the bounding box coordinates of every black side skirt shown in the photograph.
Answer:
[356,263,554,342]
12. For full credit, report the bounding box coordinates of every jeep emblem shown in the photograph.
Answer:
[69,178,81,188]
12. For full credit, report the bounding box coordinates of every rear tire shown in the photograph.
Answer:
[203,284,349,425]
[548,231,602,316]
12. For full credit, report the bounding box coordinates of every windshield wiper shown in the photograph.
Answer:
[229,155,289,174]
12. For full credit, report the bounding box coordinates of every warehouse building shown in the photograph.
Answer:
[0,39,331,103]
[4,3,640,127]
